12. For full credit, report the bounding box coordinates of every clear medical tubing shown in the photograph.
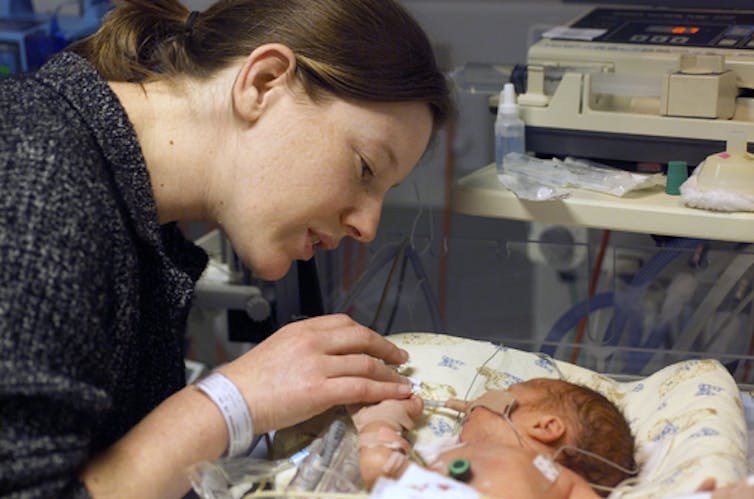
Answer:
[540,292,614,358]
[540,238,703,371]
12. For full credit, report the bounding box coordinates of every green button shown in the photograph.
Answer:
[448,458,471,482]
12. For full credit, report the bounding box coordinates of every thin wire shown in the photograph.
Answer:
[552,445,639,476]
[498,403,639,495]
[453,344,505,429]
[536,352,565,379]
[552,444,640,494]
[461,344,504,401]
[369,239,409,330]
[385,243,410,333]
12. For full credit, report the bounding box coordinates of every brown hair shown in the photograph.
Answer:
[69,0,453,131]
[527,379,637,495]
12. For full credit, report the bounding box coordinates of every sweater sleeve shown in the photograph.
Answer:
[0,99,123,499]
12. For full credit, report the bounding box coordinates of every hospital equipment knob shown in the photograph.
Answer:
[245,295,271,322]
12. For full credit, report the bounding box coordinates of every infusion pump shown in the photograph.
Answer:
[517,6,754,165]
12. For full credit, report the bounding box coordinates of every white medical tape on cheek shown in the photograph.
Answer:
[195,372,254,458]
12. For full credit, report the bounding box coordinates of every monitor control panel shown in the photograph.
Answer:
[558,7,754,50]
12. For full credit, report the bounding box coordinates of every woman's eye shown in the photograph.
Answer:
[360,158,375,180]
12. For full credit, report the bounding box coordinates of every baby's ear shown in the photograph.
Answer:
[524,414,566,444]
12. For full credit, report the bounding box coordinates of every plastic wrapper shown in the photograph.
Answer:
[189,455,295,499]
[497,153,665,201]
[189,419,363,499]
[285,419,363,495]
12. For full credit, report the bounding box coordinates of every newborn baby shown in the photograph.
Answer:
[352,378,636,498]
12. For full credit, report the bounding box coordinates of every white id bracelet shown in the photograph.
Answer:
[196,372,254,458]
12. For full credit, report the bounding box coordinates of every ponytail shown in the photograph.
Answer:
[69,0,195,82]
[70,0,453,130]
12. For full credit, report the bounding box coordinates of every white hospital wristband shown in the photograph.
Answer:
[195,372,254,457]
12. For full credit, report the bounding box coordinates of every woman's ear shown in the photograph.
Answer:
[232,43,297,123]
[523,414,566,444]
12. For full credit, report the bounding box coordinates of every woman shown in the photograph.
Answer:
[0,0,453,497]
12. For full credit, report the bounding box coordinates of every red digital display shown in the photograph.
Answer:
[670,26,701,34]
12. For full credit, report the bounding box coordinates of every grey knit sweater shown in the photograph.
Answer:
[0,52,209,497]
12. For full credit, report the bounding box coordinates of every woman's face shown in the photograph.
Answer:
[217,91,433,280]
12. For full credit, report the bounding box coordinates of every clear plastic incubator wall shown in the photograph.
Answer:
[319,4,754,387]
[456,5,754,384]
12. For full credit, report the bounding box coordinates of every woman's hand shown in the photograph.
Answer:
[219,314,412,434]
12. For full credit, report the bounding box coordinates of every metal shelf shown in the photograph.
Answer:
[452,164,754,243]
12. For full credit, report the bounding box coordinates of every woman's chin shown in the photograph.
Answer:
[255,261,293,281]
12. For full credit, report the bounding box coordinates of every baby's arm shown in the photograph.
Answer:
[350,396,423,488]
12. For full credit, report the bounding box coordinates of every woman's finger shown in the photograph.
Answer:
[318,377,414,408]
[311,318,409,365]
[320,353,410,384]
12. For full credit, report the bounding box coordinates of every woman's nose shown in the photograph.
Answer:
[343,199,382,243]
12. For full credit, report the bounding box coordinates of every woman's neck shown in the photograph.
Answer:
[108,69,238,224]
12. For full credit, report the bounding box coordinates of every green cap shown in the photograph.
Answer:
[448,458,472,482]
[666,161,688,196]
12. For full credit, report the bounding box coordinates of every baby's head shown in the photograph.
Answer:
[459,378,636,494]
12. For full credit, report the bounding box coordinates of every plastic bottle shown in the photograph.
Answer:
[495,82,526,175]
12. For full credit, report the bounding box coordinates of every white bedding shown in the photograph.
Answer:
[387,332,748,498]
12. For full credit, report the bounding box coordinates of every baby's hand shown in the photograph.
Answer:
[349,396,423,432]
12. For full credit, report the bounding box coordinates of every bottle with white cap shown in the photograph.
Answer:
[495,82,526,175]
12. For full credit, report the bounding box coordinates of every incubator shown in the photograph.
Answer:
[449,5,754,384]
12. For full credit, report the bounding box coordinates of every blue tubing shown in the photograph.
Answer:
[540,292,614,357]
[541,238,704,368]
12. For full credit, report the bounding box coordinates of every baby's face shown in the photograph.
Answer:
[459,380,556,451]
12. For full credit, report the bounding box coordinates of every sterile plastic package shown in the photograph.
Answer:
[188,454,295,499]
[285,418,363,494]
[497,153,665,201]
[189,419,363,499]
